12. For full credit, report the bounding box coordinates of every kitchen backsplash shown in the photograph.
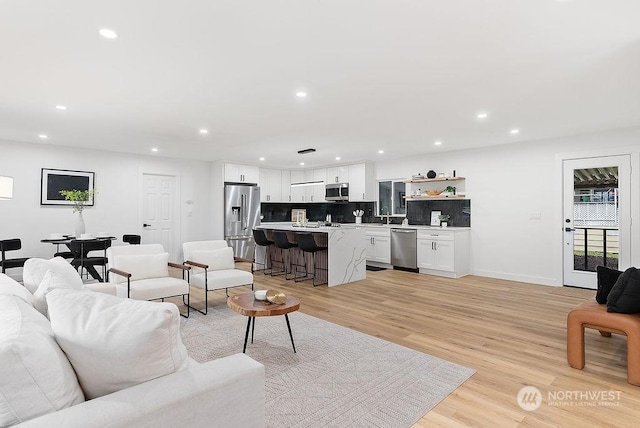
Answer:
[261,202,376,223]
[261,199,471,227]
[406,199,471,227]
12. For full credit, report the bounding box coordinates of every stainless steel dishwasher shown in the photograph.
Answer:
[390,228,417,269]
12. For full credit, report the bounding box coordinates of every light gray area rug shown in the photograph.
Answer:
[181,306,475,427]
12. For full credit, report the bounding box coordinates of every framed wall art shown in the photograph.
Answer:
[41,168,95,206]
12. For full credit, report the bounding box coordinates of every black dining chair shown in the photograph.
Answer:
[68,239,112,282]
[0,238,29,274]
[123,234,141,245]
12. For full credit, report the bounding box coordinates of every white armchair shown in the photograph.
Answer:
[107,244,191,317]
[182,240,253,315]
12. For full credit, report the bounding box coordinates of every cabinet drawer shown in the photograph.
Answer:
[364,228,390,237]
[417,230,454,241]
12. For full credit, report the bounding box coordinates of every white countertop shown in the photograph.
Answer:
[260,222,469,231]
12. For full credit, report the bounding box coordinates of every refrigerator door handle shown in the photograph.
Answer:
[241,194,247,231]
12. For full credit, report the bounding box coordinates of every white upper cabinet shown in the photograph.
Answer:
[309,168,327,202]
[280,170,291,202]
[348,163,375,201]
[259,168,282,202]
[326,166,349,184]
[225,163,259,184]
[290,170,306,202]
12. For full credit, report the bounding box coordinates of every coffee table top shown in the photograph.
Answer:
[227,292,300,317]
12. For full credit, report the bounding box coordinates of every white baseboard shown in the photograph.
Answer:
[471,269,561,287]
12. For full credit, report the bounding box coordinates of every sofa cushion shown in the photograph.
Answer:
[115,276,190,300]
[607,267,640,314]
[23,257,83,294]
[191,269,253,291]
[0,294,85,427]
[192,248,235,271]
[47,289,189,399]
[33,269,88,318]
[0,273,34,306]
[111,252,169,284]
[596,265,623,304]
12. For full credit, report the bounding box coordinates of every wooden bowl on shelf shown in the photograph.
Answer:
[426,190,441,196]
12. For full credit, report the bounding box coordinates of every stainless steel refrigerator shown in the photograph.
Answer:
[224,184,261,259]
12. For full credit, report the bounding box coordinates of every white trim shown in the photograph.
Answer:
[471,269,560,287]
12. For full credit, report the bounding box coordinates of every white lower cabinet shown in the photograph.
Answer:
[417,229,469,278]
[364,228,390,264]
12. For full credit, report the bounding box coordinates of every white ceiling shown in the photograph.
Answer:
[1,0,639,169]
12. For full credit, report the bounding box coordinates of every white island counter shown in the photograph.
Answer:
[256,224,366,286]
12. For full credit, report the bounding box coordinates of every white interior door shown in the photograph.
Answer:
[563,156,630,288]
[141,174,176,257]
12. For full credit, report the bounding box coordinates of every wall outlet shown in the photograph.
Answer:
[529,211,541,220]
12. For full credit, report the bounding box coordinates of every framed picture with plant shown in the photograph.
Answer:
[40,168,95,206]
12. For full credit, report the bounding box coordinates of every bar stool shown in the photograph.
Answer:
[252,229,274,274]
[272,231,299,280]
[296,233,328,286]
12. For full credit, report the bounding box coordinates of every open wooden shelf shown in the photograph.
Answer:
[404,194,467,201]
[403,176,465,184]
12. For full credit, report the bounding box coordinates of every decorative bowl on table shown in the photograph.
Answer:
[266,290,286,304]
[254,290,268,301]
[426,190,441,196]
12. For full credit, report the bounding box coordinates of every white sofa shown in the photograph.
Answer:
[0,273,265,427]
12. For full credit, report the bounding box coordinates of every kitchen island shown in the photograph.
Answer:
[256,223,366,286]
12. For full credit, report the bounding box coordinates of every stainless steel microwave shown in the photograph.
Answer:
[325,183,349,201]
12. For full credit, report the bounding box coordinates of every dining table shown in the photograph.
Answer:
[40,236,117,282]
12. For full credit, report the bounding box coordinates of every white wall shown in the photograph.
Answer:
[0,140,213,277]
[376,128,640,286]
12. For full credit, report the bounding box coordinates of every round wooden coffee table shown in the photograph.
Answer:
[227,292,300,353]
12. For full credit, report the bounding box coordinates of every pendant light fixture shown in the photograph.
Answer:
[291,149,325,187]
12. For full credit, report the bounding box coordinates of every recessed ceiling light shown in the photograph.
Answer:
[55,105,67,111]
[378,150,384,154]
[199,129,208,135]
[99,28,118,39]
[38,134,48,139]
[299,162,305,166]
[295,91,307,98]
[151,148,158,152]
[510,128,520,135]
[259,157,265,161]
[477,112,488,119]
[434,141,442,146]
[335,156,341,161]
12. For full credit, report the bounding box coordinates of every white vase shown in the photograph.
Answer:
[75,211,86,238]
[441,221,448,228]
[355,217,362,224]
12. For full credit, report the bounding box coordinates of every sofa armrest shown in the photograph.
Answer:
[18,354,265,428]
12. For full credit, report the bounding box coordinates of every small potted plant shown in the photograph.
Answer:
[441,185,456,196]
[60,188,97,237]
[438,214,450,227]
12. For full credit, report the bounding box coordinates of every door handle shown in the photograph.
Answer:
[565,227,575,232]
[143,223,151,227]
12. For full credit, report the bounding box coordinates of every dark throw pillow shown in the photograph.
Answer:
[607,267,640,314]
[596,266,623,304]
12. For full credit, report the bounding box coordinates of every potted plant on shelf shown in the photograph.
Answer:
[438,214,450,227]
[59,188,97,237]
[441,185,456,196]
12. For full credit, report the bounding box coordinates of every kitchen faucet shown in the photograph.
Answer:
[382,206,390,225]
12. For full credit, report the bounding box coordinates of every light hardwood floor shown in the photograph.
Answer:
[186,266,640,427]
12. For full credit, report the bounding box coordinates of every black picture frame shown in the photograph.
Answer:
[41,168,95,206]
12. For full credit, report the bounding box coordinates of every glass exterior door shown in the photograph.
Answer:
[563,156,630,288]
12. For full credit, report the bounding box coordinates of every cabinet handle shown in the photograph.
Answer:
[311,195,313,201]
[289,195,291,201]
[335,176,338,183]
[362,193,365,199]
